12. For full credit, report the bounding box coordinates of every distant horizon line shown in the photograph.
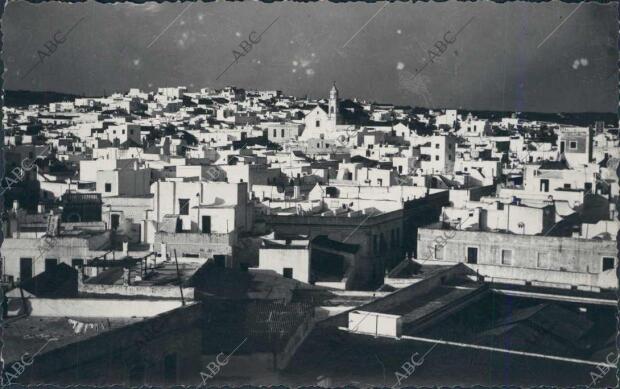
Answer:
[4,88,618,116]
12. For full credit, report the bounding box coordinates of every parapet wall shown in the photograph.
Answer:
[29,298,186,318]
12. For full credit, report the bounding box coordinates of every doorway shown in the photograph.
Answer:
[111,214,120,230]
[202,216,211,233]
[20,258,33,281]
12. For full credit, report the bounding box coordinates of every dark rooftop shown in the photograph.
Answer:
[311,235,360,254]
[14,263,77,298]
[539,160,569,170]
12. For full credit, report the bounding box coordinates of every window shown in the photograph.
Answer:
[20,258,33,281]
[435,144,440,149]
[569,141,578,150]
[316,120,320,127]
[281,129,285,137]
[179,199,190,215]
[563,183,571,189]
[45,258,58,272]
[273,129,277,137]
[105,183,112,192]
[501,249,513,266]
[435,156,440,161]
[434,245,444,260]
[283,268,293,279]
[466,247,478,264]
[536,252,545,268]
[602,257,615,271]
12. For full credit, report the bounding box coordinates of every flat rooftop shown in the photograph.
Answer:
[85,259,201,287]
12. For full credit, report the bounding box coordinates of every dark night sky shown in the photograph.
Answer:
[2,1,618,113]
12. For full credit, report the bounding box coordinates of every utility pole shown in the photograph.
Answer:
[173,249,186,306]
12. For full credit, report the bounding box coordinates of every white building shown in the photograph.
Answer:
[102,124,142,146]
[414,135,457,174]
[557,126,593,167]
[96,167,151,198]
[458,116,491,137]
[258,238,311,283]
[146,180,251,243]
[300,83,340,140]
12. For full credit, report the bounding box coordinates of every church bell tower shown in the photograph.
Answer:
[328,82,339,127]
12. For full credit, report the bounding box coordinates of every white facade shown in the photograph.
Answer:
[96,168,151,197]
[416,135,457,174]
[148,180,250,239]
[458,117,490,137]
[103,124,142,145]
[258,241,311,283]
[300,84,339,140]
[557,126,593,167]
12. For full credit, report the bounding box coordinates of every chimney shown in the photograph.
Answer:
[12,200,19,211]
[122,241,129,256]
[77,269,84,290]
[37,204,45,213]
